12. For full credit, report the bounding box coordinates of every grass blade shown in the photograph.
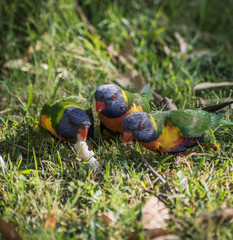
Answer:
[27,84,33,112]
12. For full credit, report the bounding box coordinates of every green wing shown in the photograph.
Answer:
[139,83,153,102]
[125,90,150,113]
[41,96,93,128]
[166,109,225,137]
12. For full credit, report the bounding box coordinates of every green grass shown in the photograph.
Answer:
[1,0,233,239]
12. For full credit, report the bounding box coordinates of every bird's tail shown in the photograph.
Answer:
[218,119,233,129]
[202,101,233,112]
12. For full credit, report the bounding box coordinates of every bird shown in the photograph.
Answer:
[122,101,233,154]
[40,96,93,141]
[94,84,151,132]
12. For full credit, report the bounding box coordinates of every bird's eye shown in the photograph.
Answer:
[138,124,144,130]
[69,119,75,125]
[111,95,116,100]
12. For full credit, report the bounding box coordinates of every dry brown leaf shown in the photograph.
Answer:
[97,211,115,225]
[192,49,211,57]
[174,32,187,55]
[3,59,34,72]
[105,44,119,58]
[193,82,233,92]
[24,41,41,60]
[159,40,171,55]
[45,213,57,229]
[0,218,22,240]
[129,233,179,240]
[113,37,145,90]
[151,235,179,240]
[3,58,49,74]
[114,69,144,91]
[129,232,178,240]
[202,208,233,225]
[120,37,135,65]
[142,196,170,238]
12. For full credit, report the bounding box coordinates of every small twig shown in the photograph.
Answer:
[61,157,79,164]
[129,145,176,194]
[143,188,170,198]
[75,2,95,35]
[153,92,177,110]
[196,96,206,108]
[0,108,11,114]
[202,208,233,225]
[163,97,178,110]
[11,143,45,171]
[153,91,164,102]
[13,143,34,153]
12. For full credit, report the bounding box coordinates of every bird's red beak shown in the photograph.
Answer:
[122,131,134,144]
[78,128,88,141]
[96,101,106,113]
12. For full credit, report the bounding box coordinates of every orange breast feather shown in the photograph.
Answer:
[99,104,143,132]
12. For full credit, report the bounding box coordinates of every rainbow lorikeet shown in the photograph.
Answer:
[94,84,150,132]
[40,96,93,141]
[122,102,233,153]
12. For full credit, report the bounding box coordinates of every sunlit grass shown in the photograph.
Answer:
[0,0,233,239]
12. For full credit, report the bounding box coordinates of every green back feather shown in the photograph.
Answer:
[151,109,226,137]
[167,110,225,137]
[124,90,150,113]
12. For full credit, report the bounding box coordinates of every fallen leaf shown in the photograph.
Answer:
[120,37,135,65]
[191,49,211,57]
[174,32,187,55]
[0,218,22,240]
[3,59,34,72]
[142,196,170,238]
[193,82,233,92]
[105,44,119,58]
[97,211,115,225]
[151,235,179,240]
[202,208,233,225]
[113,36,145,90]
[24,41,41,60]
[3,58,49,75]
[114,69,145,91]
[159,40,171,55]
[45,213,57,229]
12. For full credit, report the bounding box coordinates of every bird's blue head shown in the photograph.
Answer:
[122,112,156,143]
[55,107,91,141]
[94,84,129,118]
